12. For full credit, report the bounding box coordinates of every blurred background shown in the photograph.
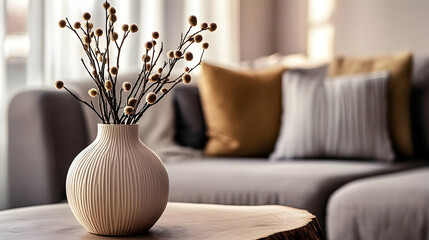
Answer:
[1,0,429,210]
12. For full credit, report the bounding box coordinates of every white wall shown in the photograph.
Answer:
[333,0,429,56]
[0,0,7,210]
[240,0,429,61]
[239,0,276,61]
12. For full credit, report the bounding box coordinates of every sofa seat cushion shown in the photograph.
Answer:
[166,159,416,230]
[327,167,429,240]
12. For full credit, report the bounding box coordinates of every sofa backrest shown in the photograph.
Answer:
[174,56,429,160]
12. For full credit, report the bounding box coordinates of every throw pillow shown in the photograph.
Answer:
[270,69,394,161]
[199,62,285,157]
[328,51,413,157]
[173,85,207,149]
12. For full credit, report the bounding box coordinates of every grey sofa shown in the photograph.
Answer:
[7,56,429,239]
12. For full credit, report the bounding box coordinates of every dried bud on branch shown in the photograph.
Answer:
[209,23,217,32]
[103,2,110,9]
[127,98,138,107]
[152,31,160,39]
[182,73,192,84]
[85,22,93,29]
[58,20,67,28]
[194,34,203,43]
[105,80,113,91]
[95,28,103,37]
[122,24,129,32]
[124,106,134,115]
[167,50,175,59]
[142,54,151,62]
[146,93,157,104]
[83,12,91,21]
[110,67,118,75]
[145,41,153,50]
[201,22,208,30]
[185,67,190,72]
[122,82,132,92]
[130,24,138,33]
[185,52,193,61]
[161,88,168,94]
[73,22,81,29]
[174,50,183,58]
[157,68,163,74]
[145,63,151,71]
[88,88,98,97]
[55,80,64,89]
[202,42,209,49]
[108,7,116,15]
[83,36,91,44]
[149,73,161,82]
[111,32,119,41]
[109,14,117,23]
[188,15,197,26]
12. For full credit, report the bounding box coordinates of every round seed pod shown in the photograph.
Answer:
[152,31,160,39]
[55,80,64,89]
[124,106,134,115]
[122,82,132,92]
[194,34,203,43]
[127,98,138,107]
[188,15,197,26]
[202,42,209,49]
[174,50,183,58]
[130,24,139,33]
[105,80,113,91]
[73,21,81,29]
[110,67,118,75]
[146,92,157,104]
[167,50,175,59]
[58,19,67,28]
[109,14,117,23]
[209,23,217,32]
[184,52,193,61]
[83,12,91,21]
[182,73,191,84]
[122,24,129,32]
[88,88,98,97]
[95,28,103,36]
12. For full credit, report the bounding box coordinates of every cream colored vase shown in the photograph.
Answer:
[66,124,169,236]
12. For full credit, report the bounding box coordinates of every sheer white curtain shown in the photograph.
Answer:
[30,0,240,85]
[0,0,7,210]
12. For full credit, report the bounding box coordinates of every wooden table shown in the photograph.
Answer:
[0,202,324,240]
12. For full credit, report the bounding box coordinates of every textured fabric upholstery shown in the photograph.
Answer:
[410,55,429,158]
[166,159,416,230]
[327,167,429,240]
[173,86,207,149]
[271,68,394,161]
[8,90,88,208]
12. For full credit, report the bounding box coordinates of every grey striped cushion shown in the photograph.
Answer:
[270,69,394,161]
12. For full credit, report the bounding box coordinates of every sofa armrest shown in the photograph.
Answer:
[8,90,88,208]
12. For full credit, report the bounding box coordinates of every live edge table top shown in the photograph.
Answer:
[0,202,324,240]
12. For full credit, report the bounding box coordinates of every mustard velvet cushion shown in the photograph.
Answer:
[199,63,285,157]
[328,51,413,157]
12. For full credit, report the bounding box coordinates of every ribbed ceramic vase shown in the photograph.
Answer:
[66,124,169,236]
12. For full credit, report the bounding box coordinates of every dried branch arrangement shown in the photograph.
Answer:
[55,0,216,124]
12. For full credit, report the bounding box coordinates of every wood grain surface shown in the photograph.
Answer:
[0,202,324,240]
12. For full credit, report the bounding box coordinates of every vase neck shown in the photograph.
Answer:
[96,124,139,142]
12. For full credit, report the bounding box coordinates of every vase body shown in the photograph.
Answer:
[66,124,169,236]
